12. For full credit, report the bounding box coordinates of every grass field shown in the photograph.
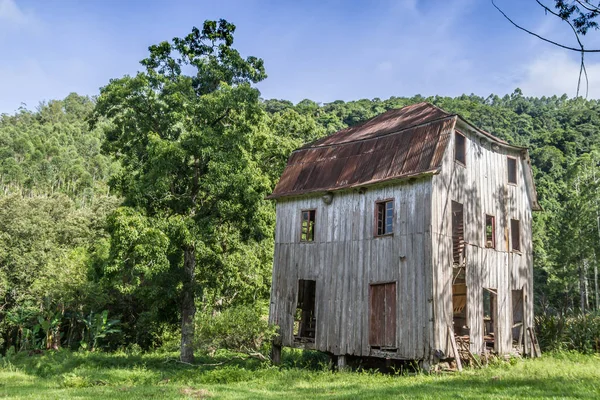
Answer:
[1,349,599,399]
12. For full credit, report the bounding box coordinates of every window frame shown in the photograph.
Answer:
[507,156,518,185]
[454,131,466,166]
[510,218,521,253]
[300,209,316,242]
[485,214,496,249]
[374,199,394,237]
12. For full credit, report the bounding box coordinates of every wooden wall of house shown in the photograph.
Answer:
[269,179,433,360]
[431,120,534,357]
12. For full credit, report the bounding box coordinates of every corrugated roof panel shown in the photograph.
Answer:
[274,163,304,194]
[303,102,451,148]
[350,151,379,185]
[336,155,361,187]
[292,163,317,191]
[385,129,414,178]
[268,103,463,199]
[309,157,345,190]
[415,124,442,173]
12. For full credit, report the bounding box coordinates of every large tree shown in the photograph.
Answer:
[94,20,272,362]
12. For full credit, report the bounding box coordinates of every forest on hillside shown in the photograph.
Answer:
[1,21,600,358]
[2,90,599,354]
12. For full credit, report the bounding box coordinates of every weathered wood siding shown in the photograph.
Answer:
[269,179,433,359]
[431,120,534,356]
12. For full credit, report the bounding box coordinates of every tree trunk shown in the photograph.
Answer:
[180,246,196,363]
[579,261,587,313]
[583,259,590,312]
[595,260,599,312]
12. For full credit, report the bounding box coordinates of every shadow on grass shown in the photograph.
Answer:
[215,374,599,399]
[3,350,599,399]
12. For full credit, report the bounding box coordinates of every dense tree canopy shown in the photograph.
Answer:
[94,20,273,362]
[1,30,600,356]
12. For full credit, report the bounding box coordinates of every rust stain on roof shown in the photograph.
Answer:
[268,102,460,199]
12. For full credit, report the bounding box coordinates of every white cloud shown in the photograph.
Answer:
[0,0,33,25]
[516,51,600,98]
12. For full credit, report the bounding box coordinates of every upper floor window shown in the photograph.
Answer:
[485,215,495,249]
[510,219,521,252]
[300,210,316,242]
[375,200,394,236]
[507,157,517,184]
[455,132,466,166]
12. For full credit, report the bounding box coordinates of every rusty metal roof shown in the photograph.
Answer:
[268,102,457,199]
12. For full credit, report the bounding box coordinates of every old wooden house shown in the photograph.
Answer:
[267,102,541,368]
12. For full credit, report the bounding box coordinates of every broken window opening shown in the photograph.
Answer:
[485,215,496,249]
[510,219,521,252]
[483,288,497,351]
[452,283,468,336]
[511,289,525,346]
[300,210,316,242]
[452,201,465,266]
[507,157,517,184]
[375,200,394,236]
[294,279,316,341]
[455,132,466,165]
[369,282,397,350]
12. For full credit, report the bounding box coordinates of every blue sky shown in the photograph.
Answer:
[2,0,600,114]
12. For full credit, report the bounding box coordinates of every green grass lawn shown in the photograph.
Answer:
[1,349,599,399]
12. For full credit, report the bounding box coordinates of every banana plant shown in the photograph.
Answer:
[37,311,62,349]
[80,310,120,351]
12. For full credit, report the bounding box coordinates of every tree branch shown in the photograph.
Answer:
[491,0,600,52]
[576,0,600,14]
[534,0,589,96]
[492,0,598,97]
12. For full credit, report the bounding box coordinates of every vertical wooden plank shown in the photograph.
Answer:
[385,282,397,347]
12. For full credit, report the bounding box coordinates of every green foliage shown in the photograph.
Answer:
[1,350,600,398]
[195,303,277,354]
[536,312,600,353]
[0,93,118,202]
[80,310,121,351]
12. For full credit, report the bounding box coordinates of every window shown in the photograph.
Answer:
[507,157,517,184]
[483,288,497,350]
[485,215,495,249]
[300,210,316,242]
[452,201,464,265]
[294,279,316,340]
[369,282,397,349]
[455,132,466,165]
[375,200,394,236]
[510,219,521,252]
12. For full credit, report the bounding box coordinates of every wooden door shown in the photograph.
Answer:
[369,282,397,348]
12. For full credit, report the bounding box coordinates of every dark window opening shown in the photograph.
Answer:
[511,219,521,252]
[375,200,394,236]
[483,288,497,350]
[455,132,466,165]
[300,210,316,242]
[369,282,397,349]
[485,215,496,249]
[507,157,517,184]
[511,289,524,345]
[452,283,468,336]
[294,279,316,340]
[452,201,465,265]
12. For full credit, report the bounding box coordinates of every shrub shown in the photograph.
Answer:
[195,303,277,355]
[536,312,600,354]
[535,314,566,351]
